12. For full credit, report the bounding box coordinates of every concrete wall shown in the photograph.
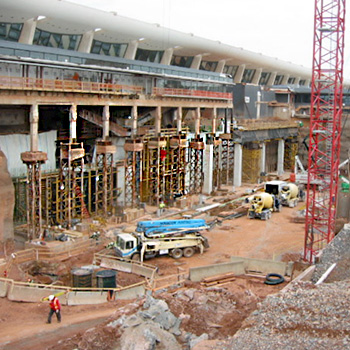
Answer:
[66,291,108,305]
[230,256,292,276]
[100,257,156,279]
[189,261,245,282]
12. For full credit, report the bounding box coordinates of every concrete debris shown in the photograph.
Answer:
[213,224,350,350]
[312,224,350,283]
[218,280,350,349]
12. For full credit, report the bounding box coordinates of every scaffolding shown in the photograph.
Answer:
[95,140,117,216]
[221,135,234,185]
[124,139,143,208]
[213,138,222,190]
[189,138,204,194]
[57,142,85,228]
[284,137,299,171]
[242,144,261,184]
[20,151,48,240]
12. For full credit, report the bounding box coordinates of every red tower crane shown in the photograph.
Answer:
[304,0,346,262]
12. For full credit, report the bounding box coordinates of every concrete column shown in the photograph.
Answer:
[260,142,266,174]
[160,48,174,65]
[19,18,36,44]
[212,107,217,134]
[30,104,39,152]
[294,77,301,85]
[78,30,94,53]
[155,106,162,134]
[131,106,138,137]
[203,143,214,195]
[195,107,201,136]
[234,64,245,83]
[305,79,311,87]
[277,139,285,176]
[233,143,243,189]
[70,105,77,142]
[102,105,110,140]
[191,55,202,70]
[252,68,262,85]
[215,60,226,74]
[281,74,290,85]
[177,107,182,133]
[124,40,138,60]
[267,72,277,86]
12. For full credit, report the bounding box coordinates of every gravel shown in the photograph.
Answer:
[214,224,350,350]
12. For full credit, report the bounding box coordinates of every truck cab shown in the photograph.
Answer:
[115,233,139,259]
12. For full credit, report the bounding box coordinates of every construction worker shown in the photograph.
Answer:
[47,295,61,324]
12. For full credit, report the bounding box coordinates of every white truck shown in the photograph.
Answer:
[114,219,210,261]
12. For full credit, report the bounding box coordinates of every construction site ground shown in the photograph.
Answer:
[0,187,307,350]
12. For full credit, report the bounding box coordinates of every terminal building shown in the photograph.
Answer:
[0,0,345,246]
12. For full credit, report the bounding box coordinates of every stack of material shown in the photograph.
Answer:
[200,272,236,287]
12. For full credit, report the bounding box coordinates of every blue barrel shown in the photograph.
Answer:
[96,270,117,288]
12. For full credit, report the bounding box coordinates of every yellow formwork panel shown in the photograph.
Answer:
[284,140,298,171]
[242,148,261,184]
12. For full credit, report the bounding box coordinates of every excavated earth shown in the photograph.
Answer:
[2,189,349,349]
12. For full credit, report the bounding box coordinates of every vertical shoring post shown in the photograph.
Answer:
[21,151,47,241]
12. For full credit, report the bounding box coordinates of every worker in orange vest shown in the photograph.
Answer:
[47,295,61,324]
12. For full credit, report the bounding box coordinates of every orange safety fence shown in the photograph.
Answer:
[153,87,232,100]
[0,76,143,95]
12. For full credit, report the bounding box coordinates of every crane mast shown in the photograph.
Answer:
[304,0,346,262]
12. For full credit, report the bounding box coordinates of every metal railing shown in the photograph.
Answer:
[0,76,143,95]
[153,87,232,100]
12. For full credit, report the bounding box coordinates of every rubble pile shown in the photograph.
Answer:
[312,224,350,283]
[213,225,350,350]
[218,280,350,350]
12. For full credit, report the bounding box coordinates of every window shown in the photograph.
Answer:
[91,40,127,57]
[242,69,256,83]
[171,55,194,68]
[200,61,218,72]
[288,77,296,84]
[259,72,271,85]
[135,48,164,63]
[274,75,284,85]
[33,29,81,51]
[0,23,23,42]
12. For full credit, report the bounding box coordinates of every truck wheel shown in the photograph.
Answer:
[131,253,141,261]
[183,247,194,258]
[171,248,183,259]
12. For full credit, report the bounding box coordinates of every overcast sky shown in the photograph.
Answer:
[69,0,350,78]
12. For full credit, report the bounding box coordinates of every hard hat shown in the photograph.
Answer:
[49,295,54,301]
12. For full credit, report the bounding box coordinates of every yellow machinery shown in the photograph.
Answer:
[247,192,279,220]
[280,183,299,207]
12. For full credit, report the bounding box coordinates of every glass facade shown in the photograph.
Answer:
[135,48,163,63]
[0,23,23,42]
[157,78,229,93]
[259,72,271,85]
[33,29,81,51]
[171,55,194,68]
[223,65,238,77]
[241,69,256,83]
[200,61,218,72]
[91,40,127,57]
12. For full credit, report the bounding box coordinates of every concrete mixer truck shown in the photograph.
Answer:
[280,183,299,207]
[247,192,280,220]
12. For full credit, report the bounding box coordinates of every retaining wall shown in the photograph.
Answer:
[189,261,245,282]
[230,256,292,276]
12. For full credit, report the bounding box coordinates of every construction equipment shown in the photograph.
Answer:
[264,180,300,208]
[247,192,280,220]
[304,0,345,262]
[114,219,210,261]
[280,183,299,207]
